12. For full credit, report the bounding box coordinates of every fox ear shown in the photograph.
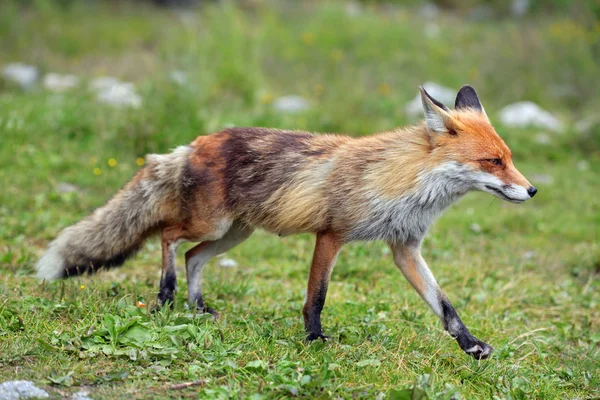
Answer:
[455,84,487,117]
[420,86,451,133]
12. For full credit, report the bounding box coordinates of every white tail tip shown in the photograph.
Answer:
[35,245,65,281]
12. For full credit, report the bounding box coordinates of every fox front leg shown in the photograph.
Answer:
[390,241,493,359]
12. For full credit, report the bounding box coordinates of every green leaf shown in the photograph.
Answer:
[246,359,268,371]
[119,323,152,347]
[356,359,381,367]
[102,314,118,343]
[386,387,428,400]
[48,371,74,387]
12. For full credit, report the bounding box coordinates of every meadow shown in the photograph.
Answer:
[0,1,599,398]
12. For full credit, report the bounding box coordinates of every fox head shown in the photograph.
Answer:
[420,84,537,203]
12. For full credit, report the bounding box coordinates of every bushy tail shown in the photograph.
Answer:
[36,146,192,281]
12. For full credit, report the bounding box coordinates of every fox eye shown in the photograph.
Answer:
[488,158,503,166]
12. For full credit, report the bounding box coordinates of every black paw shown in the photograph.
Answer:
[307,333,330,342]
[157,293,175,308]
[462,338,494,360]
[199,306,220,319]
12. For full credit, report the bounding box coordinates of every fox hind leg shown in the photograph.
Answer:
[303,231,344,342]
[158,226,187,307]
[185,221,254,315]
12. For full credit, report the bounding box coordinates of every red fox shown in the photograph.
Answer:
[37,85,536,359]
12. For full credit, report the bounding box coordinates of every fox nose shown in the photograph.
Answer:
[527,186,537,198]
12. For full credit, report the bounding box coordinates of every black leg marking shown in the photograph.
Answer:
[302,231,342,343]
[190,293,219,318]
[304,279,330,342]
[158,269,177,307]
[441,298,493,359]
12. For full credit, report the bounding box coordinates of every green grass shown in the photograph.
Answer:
[1,1,599,399]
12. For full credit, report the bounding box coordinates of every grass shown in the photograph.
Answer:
[0,1,599,399]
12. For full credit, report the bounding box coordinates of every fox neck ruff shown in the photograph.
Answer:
[346,161,472,244]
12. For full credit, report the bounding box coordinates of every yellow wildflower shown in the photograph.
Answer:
[378,83,391,96]
[301,32,314,46]
[331,49,344,62]
[313,84,324,96]
[260,93,274,104]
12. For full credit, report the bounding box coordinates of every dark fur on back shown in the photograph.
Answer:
[221,127,316,209]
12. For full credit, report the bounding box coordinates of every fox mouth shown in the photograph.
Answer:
[484,185,525,203]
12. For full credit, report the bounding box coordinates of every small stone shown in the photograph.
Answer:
[530,173,554,185]
[43,73,79,92]
[511,0,530,17]
[534,133,552,145]
[498,101,563,132]
[89,77,141,109]
[3,63,39,89]
[574,116,600,135]
[56,182,80,194]
[0,380,49,400]
[96,83,142,109]
[345,1,362,17]
[89,76,121,91]
[420,3,440,19]
[169,70,187,85]
[72,390,93,400]
[523,251,536,260]
[218,258,238,268]
[273,95,310,114]
[405,82,455,117]
[577,160,589,171]
[424,22,440,39]
[470,223,482,233]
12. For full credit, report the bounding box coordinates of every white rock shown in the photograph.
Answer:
[345,1,362,17]
[405,82,455,117]
[72,390,93,400]
[89,76,121,92]
[43,73,79,92]
[96,82,142,109]
[0,381,49,400]
[420,3,440,19]
[273,95,310,114]
[3,63,39,89]
[56,182,80,194]
[470,223,482,234]
[424,22,440,39]
[574,116,599,135]
[498,101,563,132]
[218,258,238,268]
[523,251,536,260]
[511,0,530,17]
[169,70,187,85]
[530,173,554,185]
[534,133,552,145]
[577,160,589,171]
